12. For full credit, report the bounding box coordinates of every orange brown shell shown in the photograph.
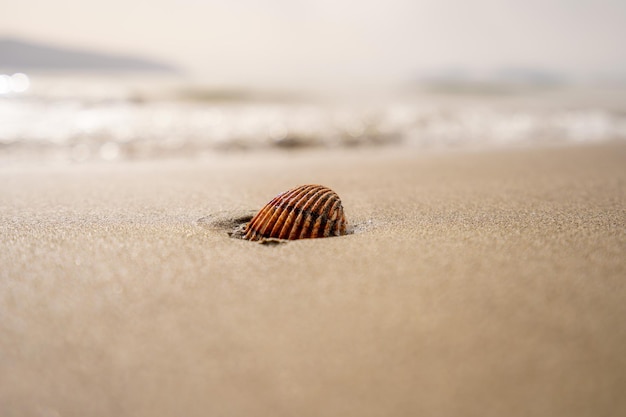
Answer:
[244,184,347,241]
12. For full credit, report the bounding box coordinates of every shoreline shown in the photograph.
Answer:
[3,137,625,170]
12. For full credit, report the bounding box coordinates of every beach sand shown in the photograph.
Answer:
[1,143,625,416]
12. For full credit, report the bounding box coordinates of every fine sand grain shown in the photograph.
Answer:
[1,143,625,417]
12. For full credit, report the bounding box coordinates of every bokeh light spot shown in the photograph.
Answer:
[10,73,30,93]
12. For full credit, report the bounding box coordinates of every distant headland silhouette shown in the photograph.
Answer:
[0,37,179,73]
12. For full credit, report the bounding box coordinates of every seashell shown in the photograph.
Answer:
[244,184,347,241]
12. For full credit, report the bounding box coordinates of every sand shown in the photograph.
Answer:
[1,143,625,416]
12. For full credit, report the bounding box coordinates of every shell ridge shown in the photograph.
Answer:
[274,185,318,239]
[291,188,332,239]
[259,185,313,239]
[293,188,335,239]
[326,199,345,237]
[298,189,334,239]
[249,187,305,239]
[246,191,290,240]
[247,204,272,237]
[323,198,342,237]
[309,191,338,238]
[280,187,316,239]
[248,204,277,239]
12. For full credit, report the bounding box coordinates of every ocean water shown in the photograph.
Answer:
[2,74,626,163]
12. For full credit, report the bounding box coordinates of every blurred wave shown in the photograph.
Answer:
[1,73,626,164]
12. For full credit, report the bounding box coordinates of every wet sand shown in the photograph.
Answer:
[1,143,625,416]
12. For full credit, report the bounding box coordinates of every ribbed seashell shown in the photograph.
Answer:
[244,184,347,241]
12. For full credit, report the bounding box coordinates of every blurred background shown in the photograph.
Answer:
[1,0,626,163]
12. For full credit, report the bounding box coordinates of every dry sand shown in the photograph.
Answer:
[1,143,625,417]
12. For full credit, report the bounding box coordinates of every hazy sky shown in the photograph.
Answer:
[2,0,626,87]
